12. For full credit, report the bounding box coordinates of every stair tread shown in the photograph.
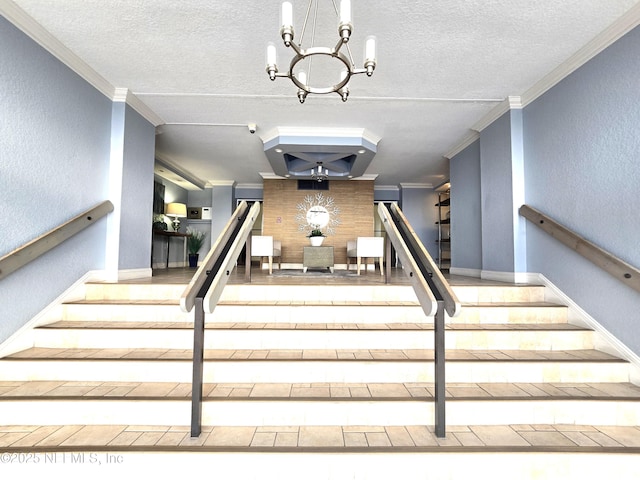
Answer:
[1,423,639,452]
[65,299,566,308]
[5,347,623,361]
[2,380,639,400]
[66,299,421,306]
[39,320,588,331]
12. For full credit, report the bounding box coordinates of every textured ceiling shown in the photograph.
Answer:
[6,0,640,187]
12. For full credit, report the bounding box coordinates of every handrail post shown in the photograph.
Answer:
[245,231,252,283]
[385,233,392,284]
[434,299,446,438]
[190,297,205,437]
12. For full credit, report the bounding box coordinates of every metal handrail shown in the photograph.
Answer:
[378,202,461,438]
[183,201,261,437]
[520,204,640,294]
[389,203,461,317]
[180,201,255,313]
[0,200,114,281]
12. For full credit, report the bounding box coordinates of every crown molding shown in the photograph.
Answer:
[113,88,165,126]
[521,3,640,107]
[1,1,114,98]
[399,183,434,189]
[472,98,510,133]
[259,172,288,180]
[444,131,480,160]
[155,154,206,190]
[2,3,164,127]
[350,174,378,181]
[374,185,400,191]
[235,183,264,190]
[208,180,237,187]
[471,5,640,135]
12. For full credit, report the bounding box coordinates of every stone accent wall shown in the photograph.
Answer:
[262,180,375,265]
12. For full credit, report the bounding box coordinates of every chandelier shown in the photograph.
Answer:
[266,0,377,103]
[311,163,329,182]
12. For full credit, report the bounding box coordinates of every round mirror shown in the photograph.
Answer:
[306,205,330,228]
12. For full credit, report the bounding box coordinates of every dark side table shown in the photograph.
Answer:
[153,230,189,268]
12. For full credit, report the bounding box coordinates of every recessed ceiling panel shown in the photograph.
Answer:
[263,127,380,180]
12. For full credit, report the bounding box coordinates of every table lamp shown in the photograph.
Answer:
[165,202,187,232]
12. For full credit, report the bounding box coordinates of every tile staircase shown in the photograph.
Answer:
[1,277,640,478]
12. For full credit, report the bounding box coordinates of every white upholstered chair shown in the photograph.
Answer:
[346,237,384,275]
[251,236,281,274]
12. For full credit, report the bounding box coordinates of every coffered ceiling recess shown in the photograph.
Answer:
[262,127,380,180]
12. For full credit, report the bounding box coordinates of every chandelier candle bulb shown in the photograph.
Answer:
[339,0,351,25]
[296,71,308,103]
[338,69,349,101]
[267,43,277,66]
[365,36,377,62]
[280,1,294,45]
[338,0,352,41]
[281,2,293,28]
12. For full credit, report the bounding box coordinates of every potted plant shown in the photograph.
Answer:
[152,214,168,231]
[307,228,325,247]
[186,227,206,268]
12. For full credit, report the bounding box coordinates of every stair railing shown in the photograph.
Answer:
[180,201,260,437]
[0,200,114,281]
[378,203,461,438]
[520,204,640,294]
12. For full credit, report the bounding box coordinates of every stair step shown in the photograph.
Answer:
[61,301,431,324]
[7,347,620,361]
[60,301,568,324]
[2,379,639,427]
[34,321,594,350]
[84,282,547,304]
[1,348,629,383]
[4,380,639,400]
[2,398,640,427]
[2,423,640,453]
[4,274,639,467]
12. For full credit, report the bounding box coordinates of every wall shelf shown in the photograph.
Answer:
[435,190,450,272]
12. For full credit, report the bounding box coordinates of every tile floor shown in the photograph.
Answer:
[2,380,640,399]
[2,423,640,451]
[3,268,639,455]
[6,346,622,361]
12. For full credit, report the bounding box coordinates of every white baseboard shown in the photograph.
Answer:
[449,267,481,278]
[152,262,187,269]
[277,263,352,271]
[118,268,152,280]
[0,270,98,358]
[531,273,640,384]
[480,270,526,284]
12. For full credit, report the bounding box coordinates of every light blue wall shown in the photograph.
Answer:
[479,112,517,273]
[450,140,482,271]
[0,17,112,342]
[400,187,439,260]
[523,25,640,354]
[118,104,155,269]
[211,185,235,245]
[235,185,264,201]
[374,188,400,203]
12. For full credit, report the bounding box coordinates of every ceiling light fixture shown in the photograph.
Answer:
[311,163,329,182]
[266,0,377,103]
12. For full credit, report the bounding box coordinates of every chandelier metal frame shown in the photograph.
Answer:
[310,163,329,182]
[266,0,377,103]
